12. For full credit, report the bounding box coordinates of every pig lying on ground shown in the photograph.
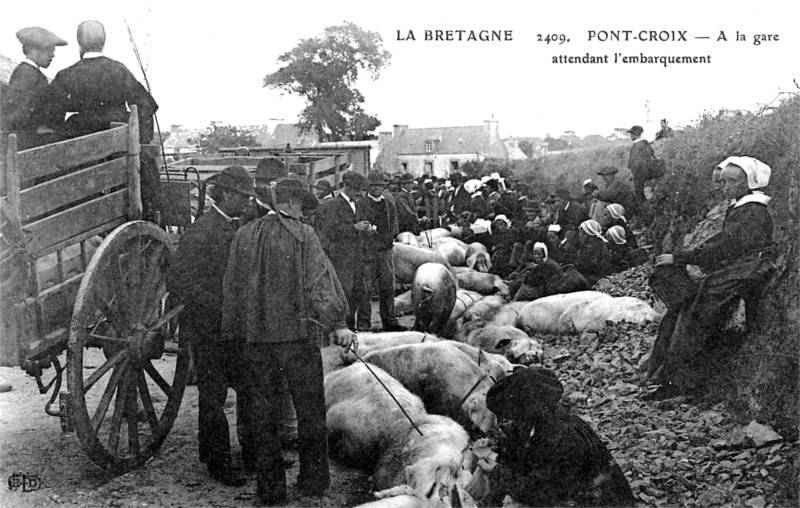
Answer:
[373,414,476,505]
[394,290,415,316]
[396,232,421,247]
[465,325,543,365]
[435,241,467,266]
[363,342,498,434]
[412,263,457,336]
[490,301,529,327]
[394,243,452,284]
[444,341,514,381]
[340,331,442,364]
[464,295,507,322]
[325,363,427,469]
[465,243,492,272]
[517,291,659,335]
[455,271,509,297]
[416,227,451,247]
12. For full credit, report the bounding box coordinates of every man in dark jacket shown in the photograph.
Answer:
[2,26,67,149]
[395,172,420,234]
[449,172,471,218]
[594,165,638,217]
[552,188,589,232]
[357,172,406,332]
[42,20,158,143]
[221,177,358,504]
[647,157,775,400]
[626,125,655,204]
[166,166,256,487]
[316,172,370,330]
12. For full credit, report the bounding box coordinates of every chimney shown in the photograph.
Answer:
[378,131,393,147]
[393,124,408,138]
[484,120,499,144]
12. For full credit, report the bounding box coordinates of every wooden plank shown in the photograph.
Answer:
[36,272,84,338]
[16,125,129,183]
[32,217,124,260]
[5,134,21,220]
[309,155,339,173]
[127,105,142,220]
[25,190,128,256]
[19,157,128,222]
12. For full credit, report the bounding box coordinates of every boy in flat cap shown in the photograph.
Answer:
[2,27,67,149]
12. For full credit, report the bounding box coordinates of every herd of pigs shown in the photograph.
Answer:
[322,226,660,507]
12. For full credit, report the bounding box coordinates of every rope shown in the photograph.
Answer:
[350,349,424,436]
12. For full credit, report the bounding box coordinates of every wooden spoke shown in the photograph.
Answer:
[143,361,173,398]
[106,369,131,456]
[91,361,128,433]
[147,304,184,333]
[69,221,190,473]
[135,368,159,433]
[85,348,126,393]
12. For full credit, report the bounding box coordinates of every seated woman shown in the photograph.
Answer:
[513,242,564,301]
[491,214,517,277]
[601,203,635,246]
[646,157,775,400]
[574,220,611,286]
[457,211,493,251]
[605,226,634,273]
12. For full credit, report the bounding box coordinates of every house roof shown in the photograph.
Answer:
[391,125,507,158]
[266,123,318,148]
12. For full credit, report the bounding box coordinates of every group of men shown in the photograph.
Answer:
[168,165,359,504]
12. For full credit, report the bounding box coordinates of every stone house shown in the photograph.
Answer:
[375,120,509,178]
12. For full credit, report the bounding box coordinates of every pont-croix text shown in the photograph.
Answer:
[395,29,781,67]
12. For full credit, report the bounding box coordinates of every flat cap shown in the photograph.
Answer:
[626,125,644,136]
[16,27,67,48]
[399,173,414,183]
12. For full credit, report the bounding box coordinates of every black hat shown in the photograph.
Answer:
[16,27,67,48]
[255,158,287,183]
[555,188,571,199]
[314,179,333,190]
[212,165,256,197]
[367,172,389,185]
[596,165,619,176]
[487,366,564,422]
[342,172,367,190]
[274,177,318,210]
[399,173,414,183]
[626,125,644,136]
[449,172,464,182]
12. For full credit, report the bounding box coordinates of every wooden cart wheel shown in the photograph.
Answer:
[67,221,189,473]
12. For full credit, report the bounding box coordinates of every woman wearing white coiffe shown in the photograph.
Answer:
[645,156,777,400]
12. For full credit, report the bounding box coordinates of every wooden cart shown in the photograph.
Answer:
[0,107,190,473]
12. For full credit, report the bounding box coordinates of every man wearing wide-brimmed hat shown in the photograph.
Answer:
[357,172,406,331]
[42,20,158,144]
[221,175,356,504]
[2,26,67,149]
[626,125,655,204]
[552,188,588,232]
[316,172,370,330]
[167,165,257,488]
[594,165,638,218]
[395,172,420,234]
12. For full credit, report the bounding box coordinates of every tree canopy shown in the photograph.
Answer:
[264,22,391,142]
[189,123,258,154]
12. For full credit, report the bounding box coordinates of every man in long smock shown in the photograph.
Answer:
[221,177,357,504]
[646,157,775,400]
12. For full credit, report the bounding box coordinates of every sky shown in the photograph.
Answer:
[2,0,797,140]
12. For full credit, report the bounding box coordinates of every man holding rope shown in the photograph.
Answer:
[221,176,357,504]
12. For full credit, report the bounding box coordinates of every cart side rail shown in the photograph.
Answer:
[1,107,142,365]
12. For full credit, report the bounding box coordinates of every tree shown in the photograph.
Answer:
[189,123,258,154]
[518,139,534,158]
[264,22,391,142]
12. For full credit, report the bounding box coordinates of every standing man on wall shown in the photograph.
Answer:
[626,125,654,204]
[316,172,370,330]
[357,172,406,332]
[1,27,67,150]
[221,176,358,504]
[166,166,256,487]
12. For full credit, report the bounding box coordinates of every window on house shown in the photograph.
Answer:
[451,161,459,171]
[401,162,408,171]
[425,141,433,153]
[425,162,433,173]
